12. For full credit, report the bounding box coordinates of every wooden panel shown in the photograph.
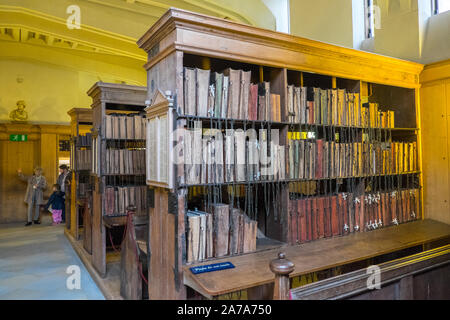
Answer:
[183,219,450,298]
[0,140,38,223]
[413,264,450,299]
[420,82,450,224]
[83,199,92,254]
[40,133,57,198]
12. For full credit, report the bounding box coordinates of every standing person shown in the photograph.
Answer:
[44,184,65,225]
[57,164,70,223]
[18,167,47,226]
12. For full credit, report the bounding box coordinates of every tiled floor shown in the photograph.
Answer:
[0,223,105,300]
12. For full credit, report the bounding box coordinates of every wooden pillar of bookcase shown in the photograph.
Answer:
[68,108,93,241]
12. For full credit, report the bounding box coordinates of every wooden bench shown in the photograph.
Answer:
[271,244,450,300]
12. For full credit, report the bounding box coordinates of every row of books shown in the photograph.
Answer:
[184,129,285,185]
[105,114,146,140]
[75,150,92,171]
[287,140,418,180]
[286,87,396,128]
[183,67,282,121]
[288,189,420,244]
[187,204,257,263]
[104,149,145,175]
[76,133,92,147]
[104,186,147,216]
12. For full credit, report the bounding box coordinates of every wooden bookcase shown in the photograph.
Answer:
[137,8,430,299]
[87,82,147,277]
[67,108,93,244]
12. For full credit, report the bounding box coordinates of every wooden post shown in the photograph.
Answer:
[270,252,295,300]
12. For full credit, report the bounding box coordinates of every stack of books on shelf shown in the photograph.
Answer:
[105,114,146,139]
[105,149,145,175]
[286,86,396,128]
[77,133,92,147]
[187,204,257,263]
[104,186,147,216]
[76,149,92,171]
[288,188,420,244]
[183,67,282,121]
[287,140,417,179]
[184,127,285,185]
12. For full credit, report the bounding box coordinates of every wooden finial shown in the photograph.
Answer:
[270,252,294,300]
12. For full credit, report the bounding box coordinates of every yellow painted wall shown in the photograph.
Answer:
[420,60,450,225]
[290,0,354,48]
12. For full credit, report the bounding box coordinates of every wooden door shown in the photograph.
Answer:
[0,140,39,223]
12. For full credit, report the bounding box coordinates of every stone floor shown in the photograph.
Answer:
[0,222,105,300]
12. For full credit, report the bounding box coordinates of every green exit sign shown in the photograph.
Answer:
[10,134,28,142]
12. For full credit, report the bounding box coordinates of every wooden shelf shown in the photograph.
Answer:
[183,219,450,299]
[179,172,421,188]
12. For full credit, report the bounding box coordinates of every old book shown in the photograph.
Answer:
[270,94,277,122]
[201,138,208,184]
[311,198,318,240]
[298,140,304,179]
[134,115,142,140]
[313,88,320,124]
[105,115,113,139]
[300,87,307,124]
[235,129,246,182]
[230,208,243,255]
[225,130,235,182]
[184,67,196,116]
[112,115,119,139]
[192,122,202,184]
[187,210,200,263]
[126,115,134,139]
[320,89,328,125]
[206,213,214,258]
[215,134,224,183]
[323,197,332,238]
[214,72,223,118]
[307,101,314,125]
[331,195,339,236]
[239,71,251,119]
[258,95,266,121]
[224,68,241,119]
[207,84,215,117]
[105,187,115,215]
[297,199,307,243]
[196,68,210,117]
[316,139,323,178]
[221,76,229,118]
[119,116,126,139]
[248,84,259,121]
[317,197,325,238]
[305,198,311,241]
[213,204,230,257]
[288,140,294,179]
[289,200,297,244]
[287,85,295,123]
[243,215,257,253]
[294,87,301,123]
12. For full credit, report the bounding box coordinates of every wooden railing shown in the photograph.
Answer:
[271,245,450,300]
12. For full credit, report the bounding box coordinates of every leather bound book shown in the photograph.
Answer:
[299,140,305,179]
[404,190,410,222]
[305,198,312,242]
[289,200,296,244]
[288,140,294,180]
[112,115,119,139]
[294,140,299,179]
[294,87,301,123]
[331,89,338,125]
[297,199,307,243]
[313,88,320,124]
[324,197,332,238]
[320,89,328,125]
[331,195,339,236]
[105,115,113,139]
[249,84,259,121]
[187,210,203,263]
[184,67,196,116]
[300,87,307,124]
[114,188,119,215]
[381,192,390,227]
[235,129,246,182]
[201,138,207,184]
[243,215,257,253]
[258,95,265,121]
[215,135,224,183]
[239,71,251,119]
[118,116,126,139]
[316,139,323,179]
[287,85,295,123]
[311,198,318,240]
[126,115,134,139]
[212,204,230,257]
[351,194,359,232]
[376,193,382,226]
[414,189,420,220]
[359,195,365,232]
[105,187,115,216]
[206,213,214,258]
[224,131,235,183]
[224,68,240,119]
[317,197,325,238]
[196,68,211,117]
[337,89,345,126]
[390,191,398,225]
[214,72,223,118]
[229,208,242,255]
[307,101,314,125]
[134,115,142,140]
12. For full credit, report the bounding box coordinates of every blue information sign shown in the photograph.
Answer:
[190,262,235,275]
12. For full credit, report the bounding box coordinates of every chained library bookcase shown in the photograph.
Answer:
[137,8,450,300]
[87,82,148,278]
[67,108,93,250]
